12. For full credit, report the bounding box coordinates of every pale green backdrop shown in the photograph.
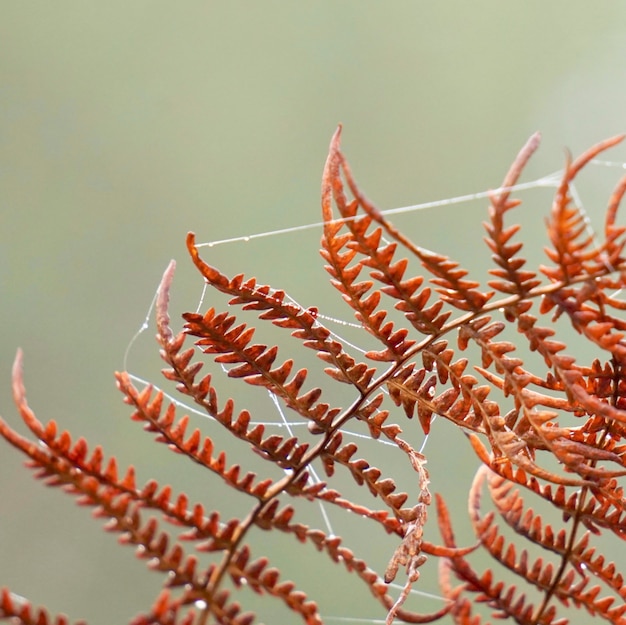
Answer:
[1,3,625,624]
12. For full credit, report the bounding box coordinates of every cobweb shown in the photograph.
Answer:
[121,155,626,624]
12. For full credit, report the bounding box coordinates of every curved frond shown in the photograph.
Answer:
[184,234,373,390]
[542,135,626,284]
[485,132,543,296]
[0,589,83,625]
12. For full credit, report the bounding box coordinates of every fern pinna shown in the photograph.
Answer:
[1,127,626,625]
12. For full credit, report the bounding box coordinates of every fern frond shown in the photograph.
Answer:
[386,353,490,436]
[319,432,417,520]
[326,128,494,315]
[485,132,543,296]
[182,307,330,419]
[3,410,204,591]
[0,589,83,625]
[467,461,626,624]
[116,371,298,486]
[184,235,371,390]
[226,545,322,625]
[320,172,434,351]
[542,135,625,283]
[128,590,198,625]
[600,174,626,269]
[319,207,416,363]
[155,272,336,461]
[4,127,626,625]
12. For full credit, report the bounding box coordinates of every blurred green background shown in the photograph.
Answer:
[2,3,626,624]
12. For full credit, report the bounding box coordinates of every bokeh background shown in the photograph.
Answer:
[2,3,626,624]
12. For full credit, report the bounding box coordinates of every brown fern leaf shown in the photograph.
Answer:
[6,352,263,600]
[319,213,415,363]
[326,127,494,315]
[320,164,435,348]
[159,323,337,455]
[190,585,255,625]
[6,363,254,544]
[321,128,452,365]
[0,589,84,625]
[386,356,489,436]
[351,391,405,441]
[486,467,625,541]
[116,371,299,485]
[155,267,342,456]
[600,173,626,269]
[319,431,418,522]
[341,149,493,314]
[226,545,322,625]
[128,590,198,625]
[436,494,549,625]
[320,221,419,363]
[184,237,373,390]
[485,132,543,296]
[183,306,325,409]
[439,527,566,624]
[542,135,626,284]
[3,410,204,592]
[466,460,626,623]
[321,127,485,390]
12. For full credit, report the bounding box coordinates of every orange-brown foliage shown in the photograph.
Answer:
[1,128,625,624]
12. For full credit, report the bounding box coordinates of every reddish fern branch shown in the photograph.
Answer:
[2,128,626,625]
